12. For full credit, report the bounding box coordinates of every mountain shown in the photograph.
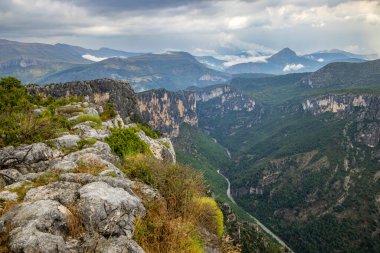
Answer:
[0,39,141,83]
[195,55,226,71]
[40,52,231,91]
[226,47,368,75]
[298,59,380,88]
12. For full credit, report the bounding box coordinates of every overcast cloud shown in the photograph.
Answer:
[0,0,379,56]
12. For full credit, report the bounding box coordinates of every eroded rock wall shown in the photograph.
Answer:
[137,89,198,137]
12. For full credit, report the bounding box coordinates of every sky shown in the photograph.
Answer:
[0,0,379,57]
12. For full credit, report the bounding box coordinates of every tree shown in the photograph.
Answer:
[0,77,30,112]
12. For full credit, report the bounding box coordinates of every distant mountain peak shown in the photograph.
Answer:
[275,47,297,57]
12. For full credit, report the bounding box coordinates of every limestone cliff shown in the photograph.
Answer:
[195,84,256,115]
[137,89,198,137]
[136,85,258,137]
[303,94,380,147]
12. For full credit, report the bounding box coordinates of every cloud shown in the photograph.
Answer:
[223,56,269,67]
[82,54,108,62]
[283,63,304,72]
[0,0,379,55]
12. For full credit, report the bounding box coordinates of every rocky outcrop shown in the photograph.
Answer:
[137,89,198,137]
[0,101,177,252]
[27,79,140,122]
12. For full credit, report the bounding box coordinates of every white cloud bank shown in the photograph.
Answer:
[283,63,304,72]
[82,54,108,62]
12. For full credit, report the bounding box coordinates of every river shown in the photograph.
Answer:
[217,169,293,252]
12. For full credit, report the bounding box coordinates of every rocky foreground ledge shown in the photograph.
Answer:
[0,101,175,252]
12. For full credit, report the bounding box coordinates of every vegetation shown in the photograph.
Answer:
[194,197,224,238]
[122,155,226,253]
[105,128,152,158]
[0,77,82,148]
[99,103,117,121]
[200,73,380,252]
[74,114,102,126]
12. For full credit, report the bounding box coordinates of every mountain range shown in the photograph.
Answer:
[226,47,367,74]
[0,39,375,91]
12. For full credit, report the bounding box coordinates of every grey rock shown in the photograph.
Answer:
[53,134,81,149]
[72,123,110,140]
[84,107,99,116]
[4,180,32,190]
[0,200,70,253]
[78,181,145,237]
[50,159,78,171]
[102,114,125,129]
[60,173,133,195]
[0,169,23,184]
[136,131,176,163]
[0,190,18,201]
[65,146,119,165]
[25,181,81,205]
[95,236,145,253]
[0,143,55,173]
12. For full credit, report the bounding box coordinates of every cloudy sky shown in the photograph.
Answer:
[0,0,379,56]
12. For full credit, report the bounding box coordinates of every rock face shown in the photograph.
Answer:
[27,79,140,122]
[303,94,380,147]
[195,84,256,116]
[137,84,256,137]
[137,89,198,137]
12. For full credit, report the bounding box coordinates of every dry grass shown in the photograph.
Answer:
[193,197,224,239]
[66,204,85,239]
[73,161,107,175]
[125,155,226,253]
[134,200,203,253]
[0,223,12,253]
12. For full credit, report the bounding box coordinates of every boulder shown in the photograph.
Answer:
[136,131,176,163]
[53,134,81,149]
[0,169,23,184]
[0,143,56,173]
[25,181,81,205]
[72,123,110,140]
[95,236,145,253]
[0,199,70,253]
[0,191,18,201]
[78,181,145,238]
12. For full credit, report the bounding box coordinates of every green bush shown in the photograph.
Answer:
[0,77,31,112]
[105,128,151,158]
[99,103,117,121]
[74,114,102,125]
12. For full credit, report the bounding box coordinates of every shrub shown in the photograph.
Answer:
[0,111,70,148]
[105,128,151,158]
[0,77,31,112]
[124,155,213,252]
[124,155,205,216]
[99,103,117,121]
[193,197,224,239]
[74,114,102,125]
[137,124,161,139]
